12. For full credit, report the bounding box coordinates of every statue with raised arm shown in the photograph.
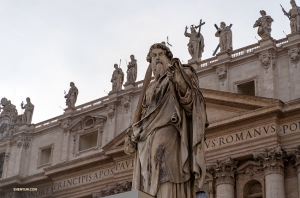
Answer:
[184,25,204,60]
[125,55,137,85]
[111,64,124,92]
[253,10,274,39]
[215,22,233,52]
[21,97,34,124]
[65,82,78,109]
[125,43,208,198]
[282,0,300,33]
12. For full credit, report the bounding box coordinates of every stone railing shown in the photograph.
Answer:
[35,116,60,129]
[75,96,109,111]
[231,43,260,59]
[199,56,219,68]
[275,37,288,47]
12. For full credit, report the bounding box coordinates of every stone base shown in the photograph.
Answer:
[287,32,300,42]
[259,37,275,47]
[124,83,135,90]
[103,190,153,198]
[64,108,75,114]
[108,92,118,99]
[217,51,231,60]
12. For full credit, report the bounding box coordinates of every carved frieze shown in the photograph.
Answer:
[253,144,286,175]
[259,52,276,70]
[92,181,132,198]
[207,157,238,186]
[121,95,131,113]
[216,65,227,81]
[107,105,115,120]
[288,47,300,65]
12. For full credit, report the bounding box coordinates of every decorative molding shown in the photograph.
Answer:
[237,161,263,178]
[288,47,300,66]
[259,52,276,70]
[92,181,132,198]
[285,146,300,173]
[107,105,115,120]
[121,95,131,113]
[207,157,238,186]
[216,65,227,81]
[253,144,286,176]
[16,135,31,149]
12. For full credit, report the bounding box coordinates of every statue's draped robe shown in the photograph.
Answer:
[66,87,78,108]
[185,32,204,59]
[254,16,273,39]
[132,62,208,198]
[215,27,232,52]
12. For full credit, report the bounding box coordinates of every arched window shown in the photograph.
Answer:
[243,180,262,198]
[196,191,208,198]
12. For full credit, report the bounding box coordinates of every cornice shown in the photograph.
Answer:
[44,152,110,177]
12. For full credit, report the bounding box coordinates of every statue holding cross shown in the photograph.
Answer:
[215,22,233,54]
[184,19,205,60]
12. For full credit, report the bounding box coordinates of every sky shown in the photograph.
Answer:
[0,0,293,123]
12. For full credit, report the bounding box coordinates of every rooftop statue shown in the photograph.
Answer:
[64,82,78,109]
[125,43,208,198]
[184,25,204,60]
[0,97,18,123]
[215,22,233,53]
[20,97,34,124]
[253,10,274,39]
[125,55,137,85]
[110,64,124,93]
[282,0,300,33]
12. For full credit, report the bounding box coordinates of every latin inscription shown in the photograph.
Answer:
[205,124,276,150]
[53,159,134,191]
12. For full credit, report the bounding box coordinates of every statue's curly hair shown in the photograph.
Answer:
[146,42,173,63]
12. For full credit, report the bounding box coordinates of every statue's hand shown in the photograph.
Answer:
[167,62,182,84]
[185,26,188,30]
[124,134,137,154]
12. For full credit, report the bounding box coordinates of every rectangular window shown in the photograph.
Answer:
[39,147,52,166]
[79,131,98,151]
[237,81,255,96]
[0,152,5,178]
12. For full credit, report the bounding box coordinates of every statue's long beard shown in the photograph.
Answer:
[153,62,167,81]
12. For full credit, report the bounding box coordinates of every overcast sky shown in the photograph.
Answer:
[0,0,293,123]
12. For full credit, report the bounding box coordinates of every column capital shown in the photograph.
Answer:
[253,144,286,175]
[286,146,300,173]
[207,157,238,186]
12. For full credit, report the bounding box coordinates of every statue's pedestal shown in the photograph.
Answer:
[124,83,135,90]
[104,190,153,198]
[64,108,75,114]
[108,92,118,99]
[217,51,231,61]
[287,32,300,42]
[259,37,276,48]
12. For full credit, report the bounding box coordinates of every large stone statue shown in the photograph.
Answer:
[125,43,208,198]
[282,0,300,33]
[184,25,204,60]
[0,98,18,123]
[125,55,137,85]
[111,64,124,92]
[253,10,274,39]
[215,22,233,52]
[20,97,34,124]
[64,82,78,109]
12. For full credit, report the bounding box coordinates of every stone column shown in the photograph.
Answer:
[253,145,286,198]
[207,157,238,198]
[286,146,300,198]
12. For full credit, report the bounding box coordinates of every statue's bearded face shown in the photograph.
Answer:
[150,48,170,80]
